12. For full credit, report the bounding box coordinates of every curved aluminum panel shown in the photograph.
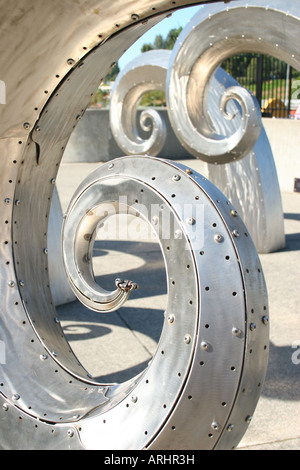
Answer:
[110,50,171,156]
[66,156,268,450]
[167,0,300,164]
[0,0,270,450]
[48,187,76,306]
[110,56,285,252]
[204,68,285,253]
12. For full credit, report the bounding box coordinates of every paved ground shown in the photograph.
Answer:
[56,160,300,451]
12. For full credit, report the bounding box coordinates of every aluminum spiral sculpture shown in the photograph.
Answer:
[0,0,298,450]
[167,0,300,163]
[110,50,169,157]
[110,51,285,253]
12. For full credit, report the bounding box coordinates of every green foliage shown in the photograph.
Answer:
[138,27,183,107]
[141,27,183,53]
[141,43,154,53]
[90,88,110,108]
[139,91,166,107]
[222,54,290,84]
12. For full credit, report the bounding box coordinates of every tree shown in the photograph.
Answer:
[141,43,154,53]
[141,27,183,53]
[165,27,183,50]
[154,34,165,50]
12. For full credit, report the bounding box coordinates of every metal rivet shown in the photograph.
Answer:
[172,175,181,182]
[245,415,252,424]
[185,169,193,175]
[12,394,20,401]
[67,429,74,438]
[262,316,269,325]
[152,216,159,226]
[184,335,192,345]
[23,122,30,130]
[8,281,15,288]
[186,217,195,226]
[232,230,240,238]
[131,395,138,403]
[232,327,242,337]
[2,404,8,411]
[201,341,209,350]
[52,351,58,357]
[43,248,48,255]
[50,178,56,185]
[15,199,21,206]
[35,126,41,132]
[40,354,48,361]
[231,210,238,217]
[174,229,182,239]
[67,58,75,66]
[214,234,224,243]
[211,422,220,431]
[167,314,175,324]
[108,163,114,169]
[4,198,11,205]
[19,280,25,287]
[131,13,139,21]
[227,424,234,432]
[76,114,82,122]
[54,317,60,324]
[250,323,256,331]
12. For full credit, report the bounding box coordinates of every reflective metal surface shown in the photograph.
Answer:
[63,156,269,450]
[203,68,286,253]
[167,0,300,164]
[110,50,170,156]
[49,187,76,306]
[0,0,277,450]
[109,52,285,252]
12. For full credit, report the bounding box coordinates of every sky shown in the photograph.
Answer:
[119,5,202,70]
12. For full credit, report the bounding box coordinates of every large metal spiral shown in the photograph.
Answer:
[167,0,300,164]
[110,50,170,157]
[109,41,287,253]
[0,0,298,450]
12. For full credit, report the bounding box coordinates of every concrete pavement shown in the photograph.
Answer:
[55,160,300,450]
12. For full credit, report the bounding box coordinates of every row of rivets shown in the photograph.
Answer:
[4,198,20,205]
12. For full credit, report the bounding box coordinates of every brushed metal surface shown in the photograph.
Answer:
[68,156,268,450]
[204,68,285,253]
[48,187,76,306]
[110,50,170,156]
[0,0,272,450]
[110,51,285,253]
[167,0,300,164]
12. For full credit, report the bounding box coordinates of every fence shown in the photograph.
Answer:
[222,54,299,119]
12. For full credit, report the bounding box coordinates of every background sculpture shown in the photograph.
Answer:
[166,0,300,252]
[0,0,297,450]
[110,50,169,157]
[110,50,285,253]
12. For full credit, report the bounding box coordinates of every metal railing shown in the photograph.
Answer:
[222,54,299,118]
